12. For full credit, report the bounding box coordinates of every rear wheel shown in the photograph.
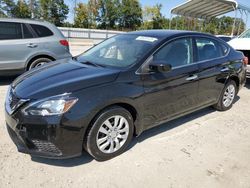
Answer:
[213,80,237,111]
[85,106,134,161]
[28,57,52,70]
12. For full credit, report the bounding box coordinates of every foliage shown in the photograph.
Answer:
[141,4,168,29]
[40,0,69,26]
[97,0,120,29]
[88,0,99,28]
[119,0,142,30]
[74,2,89,28]
[0,0,16,17]
[12,0,31,18]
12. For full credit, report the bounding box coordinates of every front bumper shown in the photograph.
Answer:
[5,108,84,159]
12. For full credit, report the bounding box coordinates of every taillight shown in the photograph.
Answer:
[59,40,69,47]
[243,56,248,65]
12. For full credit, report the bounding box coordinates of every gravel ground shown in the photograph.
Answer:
[0,77,250,188]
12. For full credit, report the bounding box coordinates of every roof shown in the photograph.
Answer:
[171,0,250,19]
[0,18,50,25]
[128,30,204,38]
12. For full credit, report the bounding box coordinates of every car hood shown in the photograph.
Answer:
[228,38,250,50]
[12,59,120,99]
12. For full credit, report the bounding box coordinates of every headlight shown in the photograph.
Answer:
[22,94,78,116]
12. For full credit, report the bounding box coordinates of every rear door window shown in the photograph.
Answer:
[30,24,53,37]
[0,22,22,40]
[195,38,224,61]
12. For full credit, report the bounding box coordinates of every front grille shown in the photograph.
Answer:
[31,140,62,155]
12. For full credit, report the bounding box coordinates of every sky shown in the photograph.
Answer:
[65,0,250,28]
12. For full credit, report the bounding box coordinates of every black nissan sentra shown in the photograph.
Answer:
[5,30,247,161]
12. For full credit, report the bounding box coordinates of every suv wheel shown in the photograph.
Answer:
[213,80,237,111]
[28,57,52,70]
[85,106,134,161]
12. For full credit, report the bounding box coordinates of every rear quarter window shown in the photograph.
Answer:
[219,43,229,56]
[0,22,22,40]
[30,24,54,37]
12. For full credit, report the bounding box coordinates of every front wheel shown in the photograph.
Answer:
[213,80,237,111]
[85,106,134,161]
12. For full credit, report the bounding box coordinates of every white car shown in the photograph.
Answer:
[228,29,250,78]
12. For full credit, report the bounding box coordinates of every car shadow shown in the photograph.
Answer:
[130,107,216,146]
[0,76,17,86]
[31,151,94,166]
[130,95,239,147]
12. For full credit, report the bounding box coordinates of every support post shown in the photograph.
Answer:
[245,11,249,30]
[231,7,237,36]
[182,16,185,30]
[175,16,178,30]
[194,18,197,31]
[169,14,173,29]
[237,9,243,35]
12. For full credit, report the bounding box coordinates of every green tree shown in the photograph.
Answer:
[88,0,99,28]
[0,0,15,17]
[74,2,89,28]
[97,0,120,29]
[12,0,31,18]
[0,2,5,17]
[141,4,168,29]
[120,0,142,30]
[40,0,69,26]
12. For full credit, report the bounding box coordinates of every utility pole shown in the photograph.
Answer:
[73,0,77,21]
[30,0,34,18]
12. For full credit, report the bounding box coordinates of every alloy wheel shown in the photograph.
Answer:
[222,84,235,108]
[96,115,129,154]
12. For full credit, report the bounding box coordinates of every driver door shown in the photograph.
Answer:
[141,37,200,129]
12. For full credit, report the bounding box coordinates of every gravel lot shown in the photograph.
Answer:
[0,77,250,188]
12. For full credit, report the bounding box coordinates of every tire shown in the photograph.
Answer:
[28,57,52,70]
[213,80,237,111]
[85,106,134,161]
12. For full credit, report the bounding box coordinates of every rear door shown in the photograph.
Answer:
[194,37,230,106]
[29,24,70,59]
[141,37,200,128]
[0,22,37,71]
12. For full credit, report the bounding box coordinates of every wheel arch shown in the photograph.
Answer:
[84,102,139,142]
[26,54,56,70]
[227,75,239,92]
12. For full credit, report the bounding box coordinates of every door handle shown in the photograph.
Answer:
[220,67,229,72]
[27,43,37,48]
[186,74,198,81]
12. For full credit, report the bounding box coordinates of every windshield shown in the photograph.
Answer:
[239,29,250,38]
[77,34,160,68]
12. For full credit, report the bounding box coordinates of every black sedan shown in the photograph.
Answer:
[5,30,247,161]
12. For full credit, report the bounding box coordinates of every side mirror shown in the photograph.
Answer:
[149,61,172,73]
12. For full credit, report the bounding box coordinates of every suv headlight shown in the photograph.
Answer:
[22,94,78,116]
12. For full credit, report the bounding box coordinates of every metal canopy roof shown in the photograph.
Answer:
[171,0,250,19]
